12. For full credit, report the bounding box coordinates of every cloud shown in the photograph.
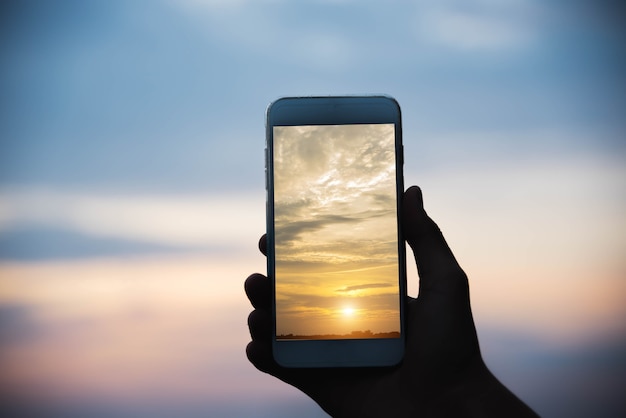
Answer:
[414,1,539,52]
[274,124,395,191]
[168,0,362,72]
[279,291,399,313]
[0,225,191,261]
[275,214,361,244]
[0,255,279,410]
[336,283,390,292]
[0,189,264,251]
[272,124,399,267]
[273,124,396,211]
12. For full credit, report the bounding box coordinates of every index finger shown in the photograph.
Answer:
[259,234,267,257]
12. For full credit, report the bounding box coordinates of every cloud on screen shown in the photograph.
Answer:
[273,124,397,263]
[336,283,391,293]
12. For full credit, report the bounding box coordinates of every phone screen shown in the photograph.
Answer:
[272,123,401,341]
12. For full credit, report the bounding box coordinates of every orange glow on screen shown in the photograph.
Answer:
[272,124,401,339]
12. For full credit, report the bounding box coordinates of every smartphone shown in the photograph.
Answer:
[265,96,406,367]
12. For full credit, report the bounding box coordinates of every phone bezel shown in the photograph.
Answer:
[265,96,406,368]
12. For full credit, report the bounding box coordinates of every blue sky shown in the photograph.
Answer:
[1,1,625,417]
[2,0,623,194]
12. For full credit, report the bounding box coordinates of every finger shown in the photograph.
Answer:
[248,309,272,341]
[246,340,298,382]
[246,340,316,397]
[259,234,267,256]
[245,273,271,310]
[246,340,279,375]
[402,186,467,294]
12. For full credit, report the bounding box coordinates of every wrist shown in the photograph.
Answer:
[424,358,539,418]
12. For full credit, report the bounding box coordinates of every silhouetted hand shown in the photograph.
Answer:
[245,186,539,417]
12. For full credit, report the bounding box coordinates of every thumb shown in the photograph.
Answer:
[402,186,467,294]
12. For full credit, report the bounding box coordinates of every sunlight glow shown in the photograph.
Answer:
[342,307,355,317]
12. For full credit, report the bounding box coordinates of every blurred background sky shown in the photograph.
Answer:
[1,0,625,417]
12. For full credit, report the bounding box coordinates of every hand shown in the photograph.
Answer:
[245,186,539,417]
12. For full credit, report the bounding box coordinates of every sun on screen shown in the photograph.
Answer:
[342,307,355,317]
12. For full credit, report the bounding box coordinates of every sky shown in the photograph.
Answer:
[0,0,625,417]
[273,124,400,337]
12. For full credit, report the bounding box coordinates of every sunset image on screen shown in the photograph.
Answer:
[273,124,401,340]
